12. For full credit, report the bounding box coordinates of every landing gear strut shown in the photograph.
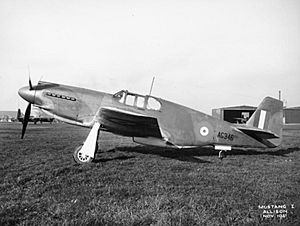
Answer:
[73,122,101,164]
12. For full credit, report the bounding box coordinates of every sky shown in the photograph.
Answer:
[0,0,299,114]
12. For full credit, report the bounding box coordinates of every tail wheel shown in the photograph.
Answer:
[218,150,226,160]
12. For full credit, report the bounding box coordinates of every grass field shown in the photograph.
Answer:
[0,123,299,225]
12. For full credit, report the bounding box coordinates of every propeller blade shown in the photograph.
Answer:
[29,77,33,90]
[21,103,31,139]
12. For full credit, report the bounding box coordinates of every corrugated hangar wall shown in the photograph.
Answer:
[284,107,300,124]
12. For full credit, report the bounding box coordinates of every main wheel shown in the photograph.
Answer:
[73,145,93,164]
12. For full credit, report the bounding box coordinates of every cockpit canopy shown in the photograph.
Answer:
[113,90,161,111]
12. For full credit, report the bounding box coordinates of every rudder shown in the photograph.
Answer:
[246,97,283,147]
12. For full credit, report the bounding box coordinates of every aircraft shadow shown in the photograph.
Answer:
[115,146,212,163]
[227,147,299,157]
[93,155,135,163]
[101,146,299,163]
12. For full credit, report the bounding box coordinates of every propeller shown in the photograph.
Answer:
[29,76,33,90]
[21,102,31,139]
[21,77,33,139]
[28,65,33,90]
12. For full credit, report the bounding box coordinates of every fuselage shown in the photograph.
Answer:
[18,81,267,148]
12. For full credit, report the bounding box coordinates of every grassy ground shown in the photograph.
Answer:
[0,123,299,225]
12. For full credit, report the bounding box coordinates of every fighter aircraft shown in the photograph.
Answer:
[17,107,54,124]
[18,79,283,164]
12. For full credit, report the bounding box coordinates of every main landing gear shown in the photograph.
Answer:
[73,122,101,164]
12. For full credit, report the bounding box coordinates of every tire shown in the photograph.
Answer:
[73,145,93,164]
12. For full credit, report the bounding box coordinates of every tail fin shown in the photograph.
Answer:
[17,109,21,119]
[246,96,283,147]
[17,109,24,122]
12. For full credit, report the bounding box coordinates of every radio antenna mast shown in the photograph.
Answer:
[149,76,155,96]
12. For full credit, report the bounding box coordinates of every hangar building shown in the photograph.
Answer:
[212,105,256,124]
[284,107,300,124]
[212,105,300,125]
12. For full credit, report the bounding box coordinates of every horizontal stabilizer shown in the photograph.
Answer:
[237,126,279,139]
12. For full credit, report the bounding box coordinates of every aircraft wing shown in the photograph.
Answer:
[236,126,279,139]
[99,107,162,138]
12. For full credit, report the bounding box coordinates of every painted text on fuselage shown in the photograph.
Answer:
[217,132,234,141]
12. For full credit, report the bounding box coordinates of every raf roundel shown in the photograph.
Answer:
[196,121,214,142]
[200,126,209,136]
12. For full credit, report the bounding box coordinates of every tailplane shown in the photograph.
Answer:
[245,96,283,147]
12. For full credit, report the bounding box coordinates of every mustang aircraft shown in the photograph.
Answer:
[18,80,283,164]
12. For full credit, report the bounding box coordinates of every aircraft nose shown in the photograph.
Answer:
[18,86,35,104]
